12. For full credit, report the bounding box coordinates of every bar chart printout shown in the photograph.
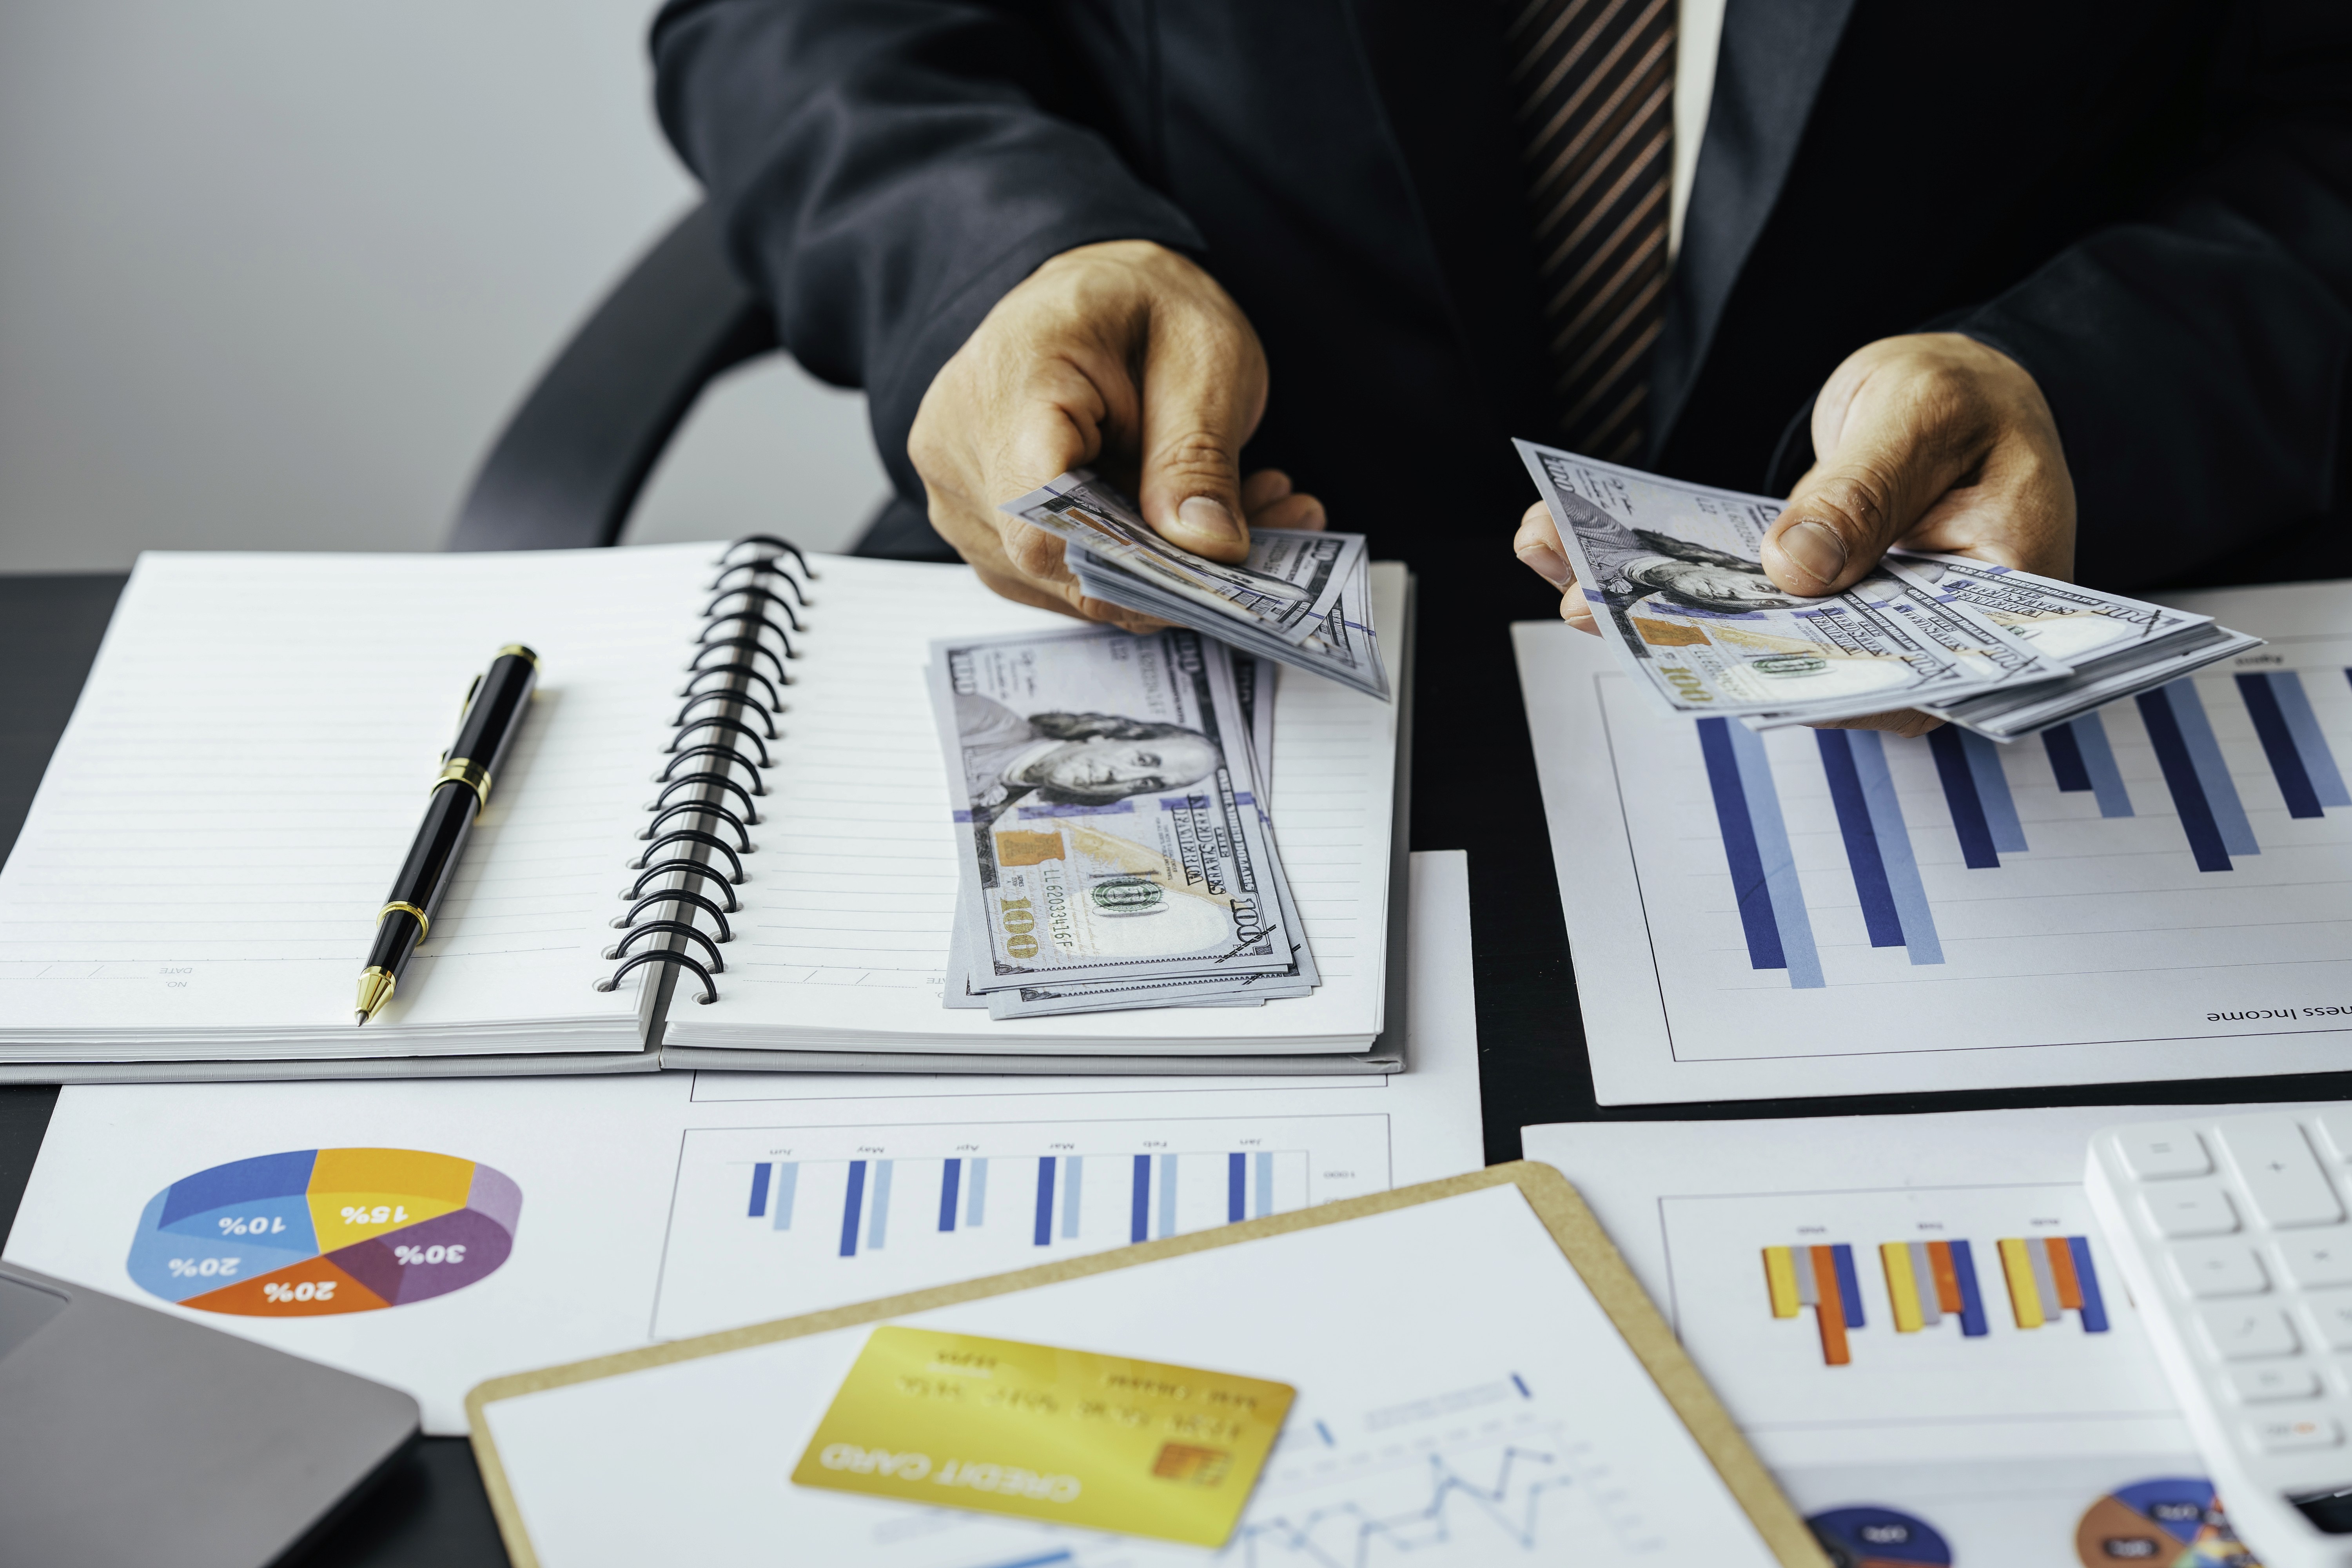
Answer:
[1764,1243,1866,1365]
[654,1114,1388,1338]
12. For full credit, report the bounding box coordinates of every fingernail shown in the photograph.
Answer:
[1515,544,1573,588]
[1777,520,1847,587]
[1176,495,1243,544]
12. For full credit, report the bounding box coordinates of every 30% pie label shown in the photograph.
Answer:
[790,1326,1294,1546]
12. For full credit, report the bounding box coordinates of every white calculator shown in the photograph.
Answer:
[2088,1112,2352,1566]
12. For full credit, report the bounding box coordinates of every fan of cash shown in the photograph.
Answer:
[927,624,1316,1019]
[1000,470,1389,701]
[1517,440,2261,740]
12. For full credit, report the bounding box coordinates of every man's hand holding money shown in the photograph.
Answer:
[1514,332,2077,736]
[907,240,1327,633]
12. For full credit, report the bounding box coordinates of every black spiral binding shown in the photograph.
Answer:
[596,536,815,1005]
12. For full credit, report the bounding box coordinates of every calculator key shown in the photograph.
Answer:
[2315,1111,2352,1164]
[2308,1291,2352,1352]
[2167,1241,2269,1298]
[2247,1415,2342,1452]
[2278,1236,2352,1289]
[2198,1303,2300,1359]
[2215,1117,2347,1229]
[2115,1125,2214,1180]
[2230,1365,2322,1403]
[2144,1184,2239,1239]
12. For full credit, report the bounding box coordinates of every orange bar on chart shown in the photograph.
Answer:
[2047,1237,2086,1310]
[1926,1240,1963,1313]
[1810,1245,1851,1365]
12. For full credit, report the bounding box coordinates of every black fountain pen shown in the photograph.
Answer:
[355,645,540,1024]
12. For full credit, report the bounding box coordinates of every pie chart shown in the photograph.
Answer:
[2076,1477,2254,1567]
[126,1147,519,1317]
[1808,1505,1953,1568]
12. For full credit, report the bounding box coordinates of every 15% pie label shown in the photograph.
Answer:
[791,1326,1293,1546]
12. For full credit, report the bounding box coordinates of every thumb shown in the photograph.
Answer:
[1761,375,1976,597]
[1135,301,1268,565]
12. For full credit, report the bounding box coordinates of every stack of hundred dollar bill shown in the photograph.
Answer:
[927,623,1318,1019]
[1518,441,2261,739]
[1000,470,1389,701]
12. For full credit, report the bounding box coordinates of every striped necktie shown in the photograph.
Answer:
[1507,0,1677,460]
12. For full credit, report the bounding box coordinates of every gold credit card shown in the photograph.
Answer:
[791,1327,1294,1546]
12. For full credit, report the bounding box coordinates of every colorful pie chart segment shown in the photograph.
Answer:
[127,1147,519,1317]
[1808,1505,1953,1568]
[2076,1477,2257,1567]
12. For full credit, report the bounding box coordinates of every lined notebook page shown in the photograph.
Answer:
[666,559,1400,1051]
[0,547,708,1055]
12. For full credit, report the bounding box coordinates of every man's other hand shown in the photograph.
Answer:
[908,240,1327,632]
[1512,331,2076,737]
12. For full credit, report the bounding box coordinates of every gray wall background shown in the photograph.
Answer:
[0,0,891,573]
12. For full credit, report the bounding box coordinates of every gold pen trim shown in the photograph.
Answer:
[435,756,493,815]
[355,965,396,1024]
[495,644,542,670]
[377,901,431,938]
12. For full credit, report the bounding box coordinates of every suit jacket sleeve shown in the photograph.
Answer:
[1950,1,2352,588]
[650,0,1204,512]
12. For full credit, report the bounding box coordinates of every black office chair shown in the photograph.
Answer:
[443,202,948,561]
[447,203,2350,587]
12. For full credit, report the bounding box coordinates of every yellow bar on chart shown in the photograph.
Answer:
[1880,1242,1924,1333]
[1999,1237,2046,1328]
[1763,1246,1801,1318]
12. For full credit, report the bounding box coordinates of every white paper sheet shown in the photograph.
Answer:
[1514,579,2352,1103]
[1523,1103,2332,1564]
[4,853,1479,1433]
[480,1181,1778,1568]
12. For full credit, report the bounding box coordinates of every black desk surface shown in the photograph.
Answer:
[4,566,2347,1567]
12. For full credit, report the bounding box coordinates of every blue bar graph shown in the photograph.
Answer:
[746,1162,771,1218]
[1962,730,2028,853]
[1033,1158,1056,1247]
[1831,1243,1866,1329]
[1949,1240,1988,1337]
[2043,715,2134,817]
[1814,731,1901,948]
[2138,682,2253,872]
[838,1160,867,1258]
[866,1160,893,1250]
[1130,1154,1151,1243]
[965,1158,987,1227]
[1695,718,1823,987]
[2239,671,2349,818]
[1229,1152,1246,1223]
[771,1161,798,1231]
[1061,1156,1083,1239]
[2168,679,2258,856]
[938,1158,961,1232]
[1158,1154,1178,1240]
[1254,1151,1274,1219]
[2067,1236,2111,1333]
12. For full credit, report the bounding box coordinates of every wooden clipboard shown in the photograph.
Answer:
[467,1161,1830,1568]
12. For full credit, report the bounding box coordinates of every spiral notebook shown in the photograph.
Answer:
[0,543,1406,1081]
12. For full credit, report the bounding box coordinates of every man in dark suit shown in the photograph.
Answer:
[650,0,2346,613]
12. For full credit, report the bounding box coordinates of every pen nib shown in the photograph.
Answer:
[354,967,394,1025]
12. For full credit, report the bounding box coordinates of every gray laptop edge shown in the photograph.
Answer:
[0,1261,419,1568]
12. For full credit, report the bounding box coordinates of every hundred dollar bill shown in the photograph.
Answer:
[928,624,1294,992]
[1739,571,2077,729]
[1515,440,2057,719]
[1005,470,1392,701]
[955,655,1322,1019]
[1004,470,1363,642]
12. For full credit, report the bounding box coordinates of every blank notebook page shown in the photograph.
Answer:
[0,547,711,1056]
[665,558,1400,1053]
